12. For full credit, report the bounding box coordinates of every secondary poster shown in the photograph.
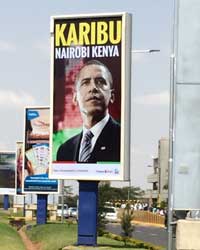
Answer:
[0,152,16,195]
[23,107,58,193]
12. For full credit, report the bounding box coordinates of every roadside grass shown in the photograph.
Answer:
[0,222,25,250]
[0,209,164,250]
[26,223,77,250]
[0,208,24,221]
[0,209,11,223]
[25,223,158,250]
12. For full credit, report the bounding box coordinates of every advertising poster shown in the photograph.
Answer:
[0,152,16,195]
[23,107,58,193]
[50,13,131,180]
[16,142,24,195]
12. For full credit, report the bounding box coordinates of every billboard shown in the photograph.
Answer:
[23,107,58,193]
[50,13,131,180]
[172,0,200,209]
[16,142,24,195]
[0,152,16,195]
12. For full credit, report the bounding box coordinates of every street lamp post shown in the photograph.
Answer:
[132,49,160,53]
[129,48,160,206]
[130,47,160,207]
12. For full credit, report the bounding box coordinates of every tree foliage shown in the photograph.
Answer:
[98,183,144,205]
[120,204,135,246]
[97,182,144,235]
[59,185,78,207]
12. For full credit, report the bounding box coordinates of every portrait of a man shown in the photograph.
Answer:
[56,59,120,163]
[50,14,132,180]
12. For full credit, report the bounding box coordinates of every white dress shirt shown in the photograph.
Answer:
[79,114,110,159]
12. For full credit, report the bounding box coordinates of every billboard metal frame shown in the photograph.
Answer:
[49,12,132,181]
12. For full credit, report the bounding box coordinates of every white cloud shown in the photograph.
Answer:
[0,142,13,151]
[33,40,50,55]
[0,40,16,52]
[0,89,36,108]
[134,90,169,106]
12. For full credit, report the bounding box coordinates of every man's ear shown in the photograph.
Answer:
[73,92,78,105]
[110,89,115,104]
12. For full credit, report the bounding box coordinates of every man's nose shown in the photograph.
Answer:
[89,78,98,91]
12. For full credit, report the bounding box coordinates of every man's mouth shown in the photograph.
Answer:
[86,95,101,101]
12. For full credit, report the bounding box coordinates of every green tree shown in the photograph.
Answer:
[58,185,78,207]
[65,195,78,207]
[121,186,145,201]
[160,200,167,209]
[120,204,135,246]
[98,182,112,235]
[98,183,144,235]
[98,184,144,205]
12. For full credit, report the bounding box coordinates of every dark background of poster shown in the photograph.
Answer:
[0,153,15,189]
[53,16,121,132]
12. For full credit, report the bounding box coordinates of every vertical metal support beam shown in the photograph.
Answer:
[168,1,177,249]
[3,195,9,210]
[78,181,99,246]
[37,194,48,225]
[61,180,65,223]
[168,54,175,250]
[23,195,26,217]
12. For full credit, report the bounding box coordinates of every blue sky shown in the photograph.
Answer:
[0,0,173,190]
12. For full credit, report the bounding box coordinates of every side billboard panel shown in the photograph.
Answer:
[0,152,16,195]
[49,13,131,181]
[22,107,58,193]
[176,0,200,84]
[173,85,200,209]
[173,0,200,209]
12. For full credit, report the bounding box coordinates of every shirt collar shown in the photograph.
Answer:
[83,114,110,137]
[80,114,110,155]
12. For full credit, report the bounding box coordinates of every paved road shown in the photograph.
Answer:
[106,223,168,248]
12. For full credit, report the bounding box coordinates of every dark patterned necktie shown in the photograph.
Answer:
[79,130,94,162]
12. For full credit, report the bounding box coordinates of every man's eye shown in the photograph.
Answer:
[81,80,90,86]
[95,78,106,86]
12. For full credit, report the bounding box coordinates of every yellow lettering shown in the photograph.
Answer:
[97,22,108,45]
[55,20,122,46]
[79,23,90,45]
[55,24,67,46]
[90,22,96,45]
[109,21,121,44]
[67,23,78,45]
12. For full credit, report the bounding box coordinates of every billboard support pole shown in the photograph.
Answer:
[37,194,48,224]
[78,181,99,246]
[3,195,9,210]
[168,0,176,249]
[61,180,65,223]
[23,195,26,217]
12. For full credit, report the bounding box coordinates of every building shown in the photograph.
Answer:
[146,137,169,206]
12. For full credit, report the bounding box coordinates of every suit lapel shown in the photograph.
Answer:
[90,118,113,161]
[73,132,83,161]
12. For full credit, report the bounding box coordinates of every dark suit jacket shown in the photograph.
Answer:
[57,117,120,162]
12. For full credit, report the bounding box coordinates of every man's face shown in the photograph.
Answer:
[74,64,114,118]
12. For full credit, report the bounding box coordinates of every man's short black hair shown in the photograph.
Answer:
[75,59,113,89]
